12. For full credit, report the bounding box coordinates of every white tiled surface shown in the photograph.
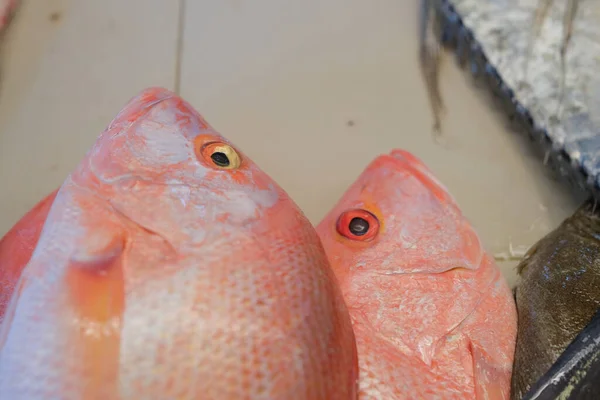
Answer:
[0,0,586,286]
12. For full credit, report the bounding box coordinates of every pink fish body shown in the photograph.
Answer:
[317,150,517,399]
[0,88,358,400]
[0,190,57,322]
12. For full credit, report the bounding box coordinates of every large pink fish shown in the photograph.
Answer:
[0,87,358,399]
[317,149,517,399]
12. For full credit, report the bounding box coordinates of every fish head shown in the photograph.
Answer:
[316,149,490,367]
[317,148,484,282]
[71,87,285,245]
[0,88,358,399]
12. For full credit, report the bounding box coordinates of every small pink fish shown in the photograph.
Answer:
[317,149,517,399]
[0,87,358,400]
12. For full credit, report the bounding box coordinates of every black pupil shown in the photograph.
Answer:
[211,152,230,167]
[349,217,369,236]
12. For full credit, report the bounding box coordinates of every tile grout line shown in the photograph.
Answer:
[174,0,186,95]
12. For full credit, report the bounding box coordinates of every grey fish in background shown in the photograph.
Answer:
[511,198,600,399]
[422,0,600,202]
[522,307,600,400]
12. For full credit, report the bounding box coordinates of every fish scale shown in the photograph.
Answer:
[0,87,359,399]
[316,149,517,398]
[424,0,600,201]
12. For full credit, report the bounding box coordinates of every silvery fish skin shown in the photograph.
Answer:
[425,0,600,200]
[512,198,600,399]
[522,307,600,400]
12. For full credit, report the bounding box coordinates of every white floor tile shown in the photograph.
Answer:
[0,0,180,233]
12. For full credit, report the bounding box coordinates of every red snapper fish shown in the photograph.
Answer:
[316,149,517,399]
[0,87,358,400]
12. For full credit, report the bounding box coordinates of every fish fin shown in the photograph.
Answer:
[470,343,510,400]
[0,211,126,398]
[64,225,126,399]
[515,241,540,276]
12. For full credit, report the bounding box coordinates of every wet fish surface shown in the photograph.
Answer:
[424,0,600,200]
[512,198,600,399]
[522,307,600,400]
[0,87,358,400]
[317,149,517,399]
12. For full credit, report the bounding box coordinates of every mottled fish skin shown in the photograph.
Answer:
[512,198,600,400]
[522,307,600,400]
[317,149,517,399]
[0,190,57,324]
[0,87,358,400]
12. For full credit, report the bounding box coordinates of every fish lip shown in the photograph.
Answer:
[107,87,177,135]
[377,149,427,168]
[81,89,183,191]
[369,149,418,172]
[368,149,455,203]
[388,149,420,162]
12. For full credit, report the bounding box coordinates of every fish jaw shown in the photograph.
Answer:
[0,88,358,399]
[316,149,516,398]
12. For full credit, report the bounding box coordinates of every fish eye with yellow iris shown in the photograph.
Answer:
[0,88,359,399]
[200,141,242,170]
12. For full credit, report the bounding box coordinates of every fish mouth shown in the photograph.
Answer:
[388,149,426,165]
[107,87,176,134]
[370,149,428,173]
[370,149,453,202]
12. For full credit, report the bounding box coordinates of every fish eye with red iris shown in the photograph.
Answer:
[336,209,379,241]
